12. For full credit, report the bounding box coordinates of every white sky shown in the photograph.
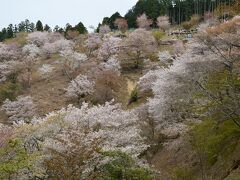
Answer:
[0,0,138,30]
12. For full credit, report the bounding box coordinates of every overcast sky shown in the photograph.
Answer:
[1,0,138,30]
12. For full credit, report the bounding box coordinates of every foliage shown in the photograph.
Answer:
[0,139,33,179]
[0,81,21,103]
[98,151,153,180]
[129,87,139,104]
[36,20,43,31]
[172,166,196,180]
[190,119,240,167]
[152,30,165,43]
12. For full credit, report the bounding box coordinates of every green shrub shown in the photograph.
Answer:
[98,151,154,180]
[0,82,21,103]
[129,87,138,104]
[152,30,165,42]
[0,139,33,179]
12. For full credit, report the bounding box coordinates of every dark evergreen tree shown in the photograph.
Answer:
[7,24,14,38]
[30,22,35,32]
[54,25,60,32]
[75,22,87,34]
[24,19,31,32]
[44,24,51,32]
[36,20,43,31]
[18,21,26,32]
[109,12,122,29]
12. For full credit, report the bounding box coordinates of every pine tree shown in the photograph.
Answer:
[36,20,43,31]
[44,24,51,32]
[7,24,14,38]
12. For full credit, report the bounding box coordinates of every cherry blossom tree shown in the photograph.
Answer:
[0,43,21,61]
[60,50,87,77]
[114,18,128,33]
[99,57,121,74]
[98,36,121,61]
[66,75,94,101]
[99,25,111,35]
[15,101,148,178]
[85,33,102,55]
[27,31,50,47]
[197,16,240,70]
[121,28,157,68]
[146,41,220,137]
[0,61,19,83]
[42,39,73,58]
[38,64,54,79]
[1,96,36,124]
[137,69,160,93]
[137,13,153,30]
[22,44,41,58]
[157,16,170,31]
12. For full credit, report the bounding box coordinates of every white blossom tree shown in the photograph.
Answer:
[99,57,121,74]
[99,25,111,35]
[1,96,36,124]
[42,39,73,58]
[157,16,170,31]
[146,41,220,137]
[27,31,50,47]
[0,43,21,61]
[121,28,157,68]
[85,33,102,55]
[60,50,87,76]
[0,61,19,83]
[137,13,153,30]
[137,69,160,93]
[22,44,41,58]
[98,36,121,61]
[14,101,148,178]
[38,64,54,79]
[66,75,94,101]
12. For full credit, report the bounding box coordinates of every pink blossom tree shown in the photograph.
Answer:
[121,28,157,68]
[114,18,128,33]
[157,16,170,31]
[99,25,111,35]
[137,13,153,30]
